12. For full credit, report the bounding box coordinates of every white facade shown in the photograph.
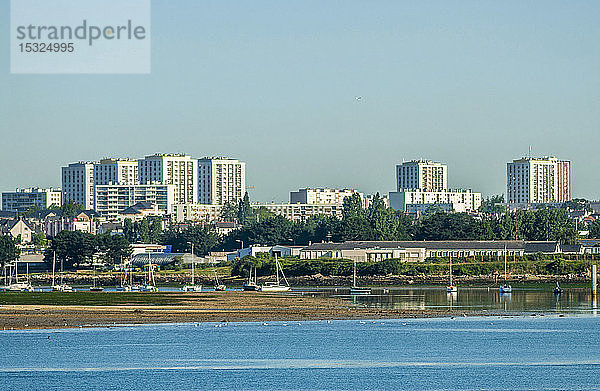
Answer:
[389,189,482,213]
[258,203,344,221]
[396,160,448,192]
[2,188,62,212]
[290,188,365,207]
[94,158,138,186]
[95,184,176,219]
[198,157,246,205]
[507,157,571,204]
[172,202,345,223]
[138,154,198,204]
[172,203,224,223]
[62,162,95,209]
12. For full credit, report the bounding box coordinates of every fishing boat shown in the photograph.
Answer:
[259,255,290,292]
[499,244,512,293]
[242,266,259,291]
[182,260,202,292]
[214,270,226,291]
[446,257,457,293]
[350,259,370,295]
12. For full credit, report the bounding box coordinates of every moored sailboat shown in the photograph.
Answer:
[259,255,290,292]
[350,259,370,295]
[446,257,457,293]
[499,244,512,293]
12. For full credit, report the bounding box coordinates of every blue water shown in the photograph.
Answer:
[1,316,599,390]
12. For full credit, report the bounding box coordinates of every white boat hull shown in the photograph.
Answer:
[499,285,512,293]
[182,285,202,292]
[259,285,290,292]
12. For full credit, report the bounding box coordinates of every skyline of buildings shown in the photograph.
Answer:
[0,154,579,219]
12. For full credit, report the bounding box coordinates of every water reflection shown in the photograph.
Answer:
[305,285,597,314]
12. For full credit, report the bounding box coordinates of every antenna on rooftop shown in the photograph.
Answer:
[528,145,532,159]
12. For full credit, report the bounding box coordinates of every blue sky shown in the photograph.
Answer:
[1,0,599,202]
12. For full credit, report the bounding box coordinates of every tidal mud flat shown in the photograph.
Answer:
[0,291,494,330]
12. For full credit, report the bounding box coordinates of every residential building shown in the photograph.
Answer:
[172,203,224,223]
[198,157,246,205]
[2,188,62,212]
[118,201,165,222]
[506,156,571,204]
[389,189,481,213]
[0,218,35,243]
[94,158,139,186]
[290,188,365,207]
[396,160,448,192]
[61,162,96,209]
[300,240,562,262]
[172,201,346,223]
[94,183,176,219]
[138,154,198,204]
[258,202,345,221]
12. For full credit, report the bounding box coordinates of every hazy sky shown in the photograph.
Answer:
[2,1,599,203]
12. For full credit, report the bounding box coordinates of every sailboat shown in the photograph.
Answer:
[182,260,202,292]
[259,254,290,292]
[6,261,34,292]
[350,260,371,295]
[52,253,74,292]
[116,258,132,291]
[499,244,512,293]
[553,262,563,295]
[446,257,457,293]
[89,263,104,292]
[214,270,226,291]
[242,265,259,291]
[143,253,157,292]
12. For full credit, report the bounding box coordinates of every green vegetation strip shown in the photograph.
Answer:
[0,292,194,306]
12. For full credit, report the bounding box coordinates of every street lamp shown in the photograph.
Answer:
[235,239,244,249]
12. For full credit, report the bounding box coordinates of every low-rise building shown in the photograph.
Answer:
[389,189,482,213]
[300,240,562,263]
[290,188,366,207]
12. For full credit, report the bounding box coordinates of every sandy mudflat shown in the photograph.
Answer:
[0,291,482,330]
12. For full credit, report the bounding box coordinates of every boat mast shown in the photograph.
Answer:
[449,257,453,286]
[191,243,195,286]
[353,260,357,288]
[52,251,56,287]
[504,244,508,283]
[275,254,280,286]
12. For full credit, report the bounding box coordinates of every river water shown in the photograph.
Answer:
[1,315,599,390]
[2,284,599,390]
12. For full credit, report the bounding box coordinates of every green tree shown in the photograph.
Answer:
[0,235,20,268]
[221,201,238,222]
[237,192,253,224]
[97,233,133,265]
[138,219,150,243]
[60,200,85,220]
[480,195,506,214]
[149,219,162,244]
[123,218,136,243]
[45,230,97,270]
[31,232,47,247]
[589,220,600,239]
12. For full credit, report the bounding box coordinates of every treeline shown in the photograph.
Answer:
[216,194,578,252]
[43,230,132,270]
[231,256,597,278]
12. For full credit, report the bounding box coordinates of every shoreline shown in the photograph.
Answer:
[0,291,503,331]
